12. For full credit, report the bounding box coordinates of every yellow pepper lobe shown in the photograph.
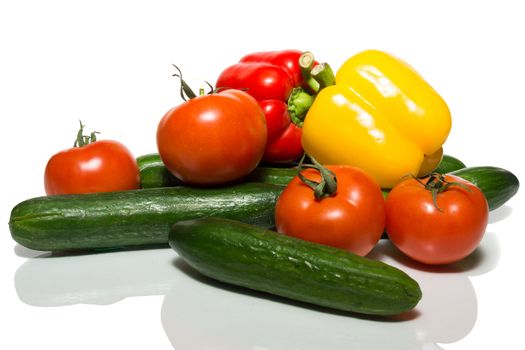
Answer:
[302,50,452,189]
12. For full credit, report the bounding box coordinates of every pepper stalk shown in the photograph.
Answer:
[287,52,336,127]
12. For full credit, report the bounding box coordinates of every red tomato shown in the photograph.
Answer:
[44,140,140,195]
[385,174,489,265]
[275,165,386,256]
[156,89,267,185]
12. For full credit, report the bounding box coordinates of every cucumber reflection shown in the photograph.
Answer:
[15,248,176,306]
[15,234,500,349]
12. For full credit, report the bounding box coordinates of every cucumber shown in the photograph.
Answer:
[245,167,297,186]
[10,183,282,252]
[450,166,519,210]
[137,153,183,188]
[137,153,297,188]
[138,153,466,189]
[434,154,466,173]
[169,217,422,316]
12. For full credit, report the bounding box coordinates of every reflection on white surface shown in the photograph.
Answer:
[15,248,177,306]
[15,233,500,349]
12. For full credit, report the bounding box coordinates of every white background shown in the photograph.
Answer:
[1,0,523,349]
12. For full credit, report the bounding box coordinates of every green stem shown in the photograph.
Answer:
[73,120,99,147]
[311,63,336,92]
[413,172,471,212]
[287,88,315,127]
[172,64,197,100]
[299,51,320,93]
[297,154,338,200]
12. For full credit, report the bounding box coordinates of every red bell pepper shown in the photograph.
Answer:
[216,50,316,163]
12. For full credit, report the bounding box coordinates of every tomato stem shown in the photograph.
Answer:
[172,65,214,101]
[74,120,99,147]
[172,64,197,100]
[297,154,337,200]
[413,172,472,212]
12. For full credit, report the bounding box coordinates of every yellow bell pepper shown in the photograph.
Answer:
[301,50,452,189]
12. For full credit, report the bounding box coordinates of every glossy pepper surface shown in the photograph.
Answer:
[302,50,452,188]
[216,50,315,163]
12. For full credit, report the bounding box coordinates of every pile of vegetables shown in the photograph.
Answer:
[9,49,519,316]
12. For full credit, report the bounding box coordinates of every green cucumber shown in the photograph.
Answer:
[170,217,421,316]
[434,154,466,173]
[10,183,282,252]
[137,153,297,188]
[137,153,466,189]
[450,166,519,210]
[245,166,297,186]
[137,153,184,188]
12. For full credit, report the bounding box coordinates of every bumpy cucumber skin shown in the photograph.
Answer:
[137,153,465,190]
[137,153,297,188]
[10,183,283,252]
[169,217,422,316]
[450,166,519,210]
[434,154,466,173]
[245,167,296,186]
[137,153,183,188]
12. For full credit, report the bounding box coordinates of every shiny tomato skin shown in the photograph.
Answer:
[44,140,140,195]
[385,175,489,265]
[275,166,386,256]
[156,89,267,185]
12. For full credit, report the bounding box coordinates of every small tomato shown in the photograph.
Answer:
[275,158,386,256]
[385,173,489,265]
[44,123,140,195]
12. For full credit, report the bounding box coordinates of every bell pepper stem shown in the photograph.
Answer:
[299,52,320,93]
[297,154,338,200]
[311,63,336,91]
[287,88,315,127]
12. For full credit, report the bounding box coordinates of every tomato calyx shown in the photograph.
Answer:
[297,154,338,200]
[74,121,99,147]
[413,172,471,211]
[171,64,213,101]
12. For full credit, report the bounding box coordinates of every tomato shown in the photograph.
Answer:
[275,163,386,256]
[44,131,140,195]
[385,174,489,265]
[156,89,267,185]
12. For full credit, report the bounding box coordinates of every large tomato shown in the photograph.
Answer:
[275,163,386,256]
[44,128,140,195]
[385,174,489,265]
[157,89,267,185]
